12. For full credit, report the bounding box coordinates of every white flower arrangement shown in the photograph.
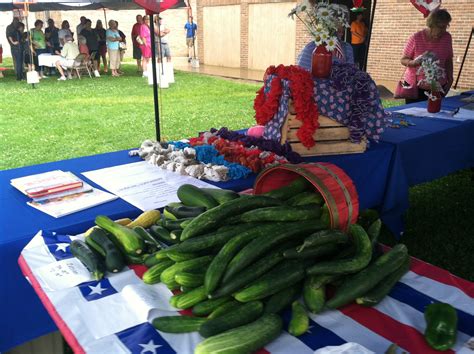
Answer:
[417,52,445,94]
[289,0,349,51]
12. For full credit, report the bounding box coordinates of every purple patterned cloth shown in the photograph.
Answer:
[262,63,389,143]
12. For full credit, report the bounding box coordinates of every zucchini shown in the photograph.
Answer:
[306,224,372,275]
[210,246,286,299]
[149,225,178,245]
[195,314,283,354]
[177,184,219,209]
[127,210,161,229]
[303,277,326,313]
[356,256,410,307]
[326,244,409,309]
[163,207,178,221]
[180,195,282,241]
[262,176,311,200]
[163,217,194,231]
[239,204,321,223]
[152,315,207,333]
[160,256,213,286]
[192,297,232,316]
[264,285,300,314]
[142,260,175,284]
[204,223,285,295]
[199,301,264,338]
[283,243,339,259]
[200,188,240,204]
[175,286,208,309]
[223,221,324,282]
[234,260,306,302]
[287,190,324,206]
[170,229,182,241]
[70,240,105,280]
[125,253,146,265]
[165,204,206,219]
[297,229,349,252]
[85,228,125,273]
[95,215,145,255]
[133,226,161,248]
[208,300,242,319]
[288,301,309,336]
[175,271,205,288]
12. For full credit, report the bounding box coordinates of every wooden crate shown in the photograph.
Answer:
[280,103,367,156]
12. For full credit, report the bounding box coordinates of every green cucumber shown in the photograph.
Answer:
[95,215,145,255]
[262,176,311,200]
[223,221,324,282]
[175,271,205,288]
[124,253,146,265]
[204,223,286,295]
[303,274,339,290]
[199,301,264,338]
[192,297,232,316]
[133,226,161,248]
[149,225,178,245]
[234,260,306,302]
[240,204,321,223]
[166,249,200,262]
[264,284,300,314]
[195,314,283,354]
[208,300,242,319]
[358,209,380,231]
[70,240,105,280]
[175,286,208,309]
[297,229,349,252]
[356,256,410,307]
[287,190,324,206]
[163,217,194,231]
[283,243,339,259]
[180,219,193,229]
[144,249,170,267]
[142,260,175,284]
[163,208,178,220]
[307,224,372,275]
[177,184,219,209]
[326,244,409,309]
[160,256,213,286]
[303,277,326,313]
[165,205,206,219]
[367,219,382,251]
[320,203,331,228]
[85,228,125,273]
[180,195,282,240]
[200,188,240,204]
[170,229,182,241]
[152,316,207,333]
[210,246,286,299]
[288,301,309,336]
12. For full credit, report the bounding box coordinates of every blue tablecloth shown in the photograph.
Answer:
[1,91,473,351]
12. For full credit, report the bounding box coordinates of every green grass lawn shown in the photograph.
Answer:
[1,61,472,281]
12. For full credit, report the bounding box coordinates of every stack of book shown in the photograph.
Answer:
[11,170,117,218]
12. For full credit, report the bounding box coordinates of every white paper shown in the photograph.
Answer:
[35,258,93,291]
[314,343,375,354]
[394,106,474,121]
[79,283,175,339]
[82,161,218,211]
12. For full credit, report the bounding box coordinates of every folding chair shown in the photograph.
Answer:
[72,53,92,79]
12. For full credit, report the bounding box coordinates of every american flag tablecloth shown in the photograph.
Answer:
[19,230,474,354]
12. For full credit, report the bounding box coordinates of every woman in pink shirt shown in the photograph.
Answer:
[139,15,152,77]
[400,9,453,104]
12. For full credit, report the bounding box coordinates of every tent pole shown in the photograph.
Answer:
[149,12,161,141]
[103,7,107,24]
[453,27,473,90]
[363,0,376,71]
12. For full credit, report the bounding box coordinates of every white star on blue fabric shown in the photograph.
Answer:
[55,243,69,252]
[139,339,162,354]
[88,283,106,296]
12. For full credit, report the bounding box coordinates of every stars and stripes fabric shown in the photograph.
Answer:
[19,230,474,354]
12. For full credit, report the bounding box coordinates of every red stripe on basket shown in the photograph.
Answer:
[380,245,474,298]
[18,255,86,354]
[340,304,455,354]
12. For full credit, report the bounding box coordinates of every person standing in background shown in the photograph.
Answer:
[45,19,60,54]
[80,19,100,77]
[138,15,152,77]
[95,20,108,73]
[131,15,143,72]
[58,20,72,48]
[7,20,24,80]
[76,16,87,38]
[184,16,197,63]
[155,17,171,62]
[106,20,122,77]
[31,20,48,78]
[6,17,20,71]
[350,13,368,69]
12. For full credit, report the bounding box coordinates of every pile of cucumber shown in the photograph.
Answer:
[71,180,410,354]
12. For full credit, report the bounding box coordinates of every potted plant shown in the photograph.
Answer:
[417,52,445,113]
[289,0,349,78]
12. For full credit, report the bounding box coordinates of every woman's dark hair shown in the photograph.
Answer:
[427,9,452,29]
[34,19,43,27]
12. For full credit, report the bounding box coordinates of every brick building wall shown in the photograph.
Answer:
[367,0,474,89]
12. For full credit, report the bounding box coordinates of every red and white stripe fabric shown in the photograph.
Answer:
[19,231,474,354]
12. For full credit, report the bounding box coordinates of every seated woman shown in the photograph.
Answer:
[54,35,79,80]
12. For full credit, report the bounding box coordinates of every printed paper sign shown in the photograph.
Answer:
[35,258,93,291]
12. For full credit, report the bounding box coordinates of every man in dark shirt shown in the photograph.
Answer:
[45,18,60,54]
[7,20,24,80]
[6,17,20,70]
[80,19,100,77]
